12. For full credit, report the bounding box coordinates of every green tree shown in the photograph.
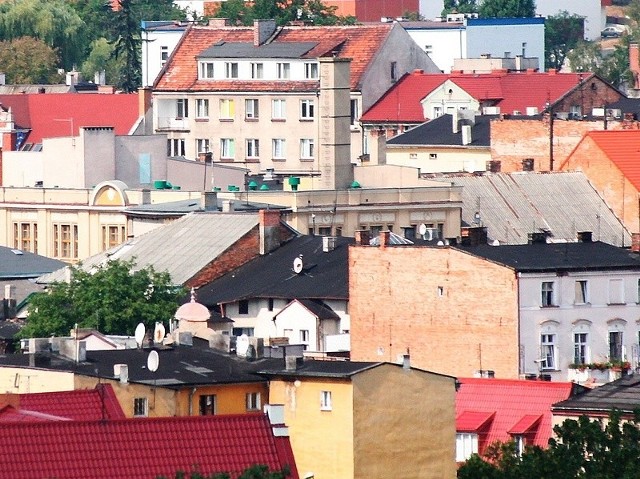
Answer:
[214,0,355,26]
[545,11,585,70]
[0,37,62,84]
[566,40,603,74]
[19,259,184,339]
[0,0,86,71]
[442,0,478,15]
[478,0,536,18]
[81,37,123,85]
[159,464,290,479]
[111,0,142,92]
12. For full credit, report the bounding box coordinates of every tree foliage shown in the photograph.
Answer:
[19,259,184,339]
[214,0,355,26]
[111,0,142,92]
[478,0,536,18]
[0,37,62,84]
[545,11,585,70]
[457,410,640,479]
[81,37,122,85]
[442,0,478,15]
[159,464,290,479]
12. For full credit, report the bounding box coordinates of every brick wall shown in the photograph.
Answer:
[349,245,520,379]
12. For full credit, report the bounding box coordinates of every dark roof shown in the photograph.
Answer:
[0,346,285,389]
[293,299,340,320]
[258,359,382,378]
[196,235,353,306]
[198,41,318,59]
[0,279,46,307]
[455,241,640,273]
[600,97,640,117]
[0,247,67,279]
[124,197,286,216]
[0,322,22,340]
[386,114,494,147]
[553,374,640,414]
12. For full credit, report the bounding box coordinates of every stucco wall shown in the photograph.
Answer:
[0,366,74,393]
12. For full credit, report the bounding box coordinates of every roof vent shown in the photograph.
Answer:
[323,236,337,252]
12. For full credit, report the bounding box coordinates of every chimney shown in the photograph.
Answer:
[141,188,151,205]
[379,230,391,249]
[402,354,411,370]
[630,44,640,89]
[461,124,472,145]
[201,191,217,211]
[354,229,371,246]
[114,364,129,383]
[259,209,281,255]
[632,232,640,252]
[528,232,548,244]
[285,355,298,371]
[322,236,337,252]
[577,231,593,243]
[0,393,20,410]
[138,87,152,117]
[4,284,15,301]
[209,18,231,27]
[254,19,277,46]
[452,109,460,134]
[222,199,234,212]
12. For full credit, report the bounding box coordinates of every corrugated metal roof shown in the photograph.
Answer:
[433,172,629,246]
[0,246,67,279]
[39,212,260,285]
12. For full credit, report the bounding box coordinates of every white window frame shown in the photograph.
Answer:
[133,397,148,417]
[541,281,555,307]
[272,99,286,120]
[224,61,239,79]
[609,330,624,361]
[219,99,235,120]
[276,62,290,79]
[300,329,310,343]
[432,105,443,118]
[168,138,185,157]
[246,138,259,158]
[575,280,588,304]
[272,138,286,159]
[540,333,556,370]
[220,138,235,159]
[196,138,210,155]
[245,99,259,119]
[199,61,214,79]
[196,99,209,119]
[320,390,332,411]
[161,45,169,64]
[574,332,589,365]
[246,392,261,411]
[176,98,188,119]
[300,138,314,159]
[455,433,478,462]
[300,100,315,119]
[251,62,264,79]
[304,62,319,79]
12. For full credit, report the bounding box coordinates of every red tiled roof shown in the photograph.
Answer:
[0,384,125,422]
[0,406,71,422]
[362,70,591,123]
[456,378,576,449]
[571,130,640,191]
[0,93,140,146]
[154,23,394,92]
[456,410,495,432]
[0,413,299,479]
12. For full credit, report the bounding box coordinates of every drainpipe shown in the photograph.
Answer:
[188,387,196,416]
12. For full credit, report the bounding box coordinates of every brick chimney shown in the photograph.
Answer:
[259,209,281,255]
[379,230,390,249]
[138,87,152,117]
[254,19,277,46]
[630,44,640,90]
[632,232,640,252]
[354,229,371,246]
[209,18,231,27]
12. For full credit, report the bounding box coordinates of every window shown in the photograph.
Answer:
[575,280,588,304]
[609,279,624,304]
[350,99,359,127]
[245,99,259,119]
[300,100,315,120]
[429,153,438,159]
[246,392,261,411]
[514,435,525,456]
[176,99,188,118]
[199,61,214,79]
[540,334,556,370]
[196,99,209,118]
[456,433,478,462]
[272,138,286,159]
[300,329,310,343]
[574,332,588,365]
[276,62,290,79]
[318,227,331,236]
[246,138,259,158]
[133,397,148,417]
[102,225,125,250]
[224,62,238,79]
[220,138,235,159]
[320,390,332,411]
[300,139,314,159]
[610,331,623,361]
[196,138,210,155]
[251,62,264,79]
[272,99,286,120]
[238,299,249,315]
[167,138,185,157]
[541,282,554,307]
[232,327,254,336]
[199,394,216,415]
[268,298,274,311]
[433,106,443,118]
[390,61,398,81]
[53,224,78,259]
[304,62,318,79]
[161,46,169,64]
[219,99,235,120]
[13,222,37,253]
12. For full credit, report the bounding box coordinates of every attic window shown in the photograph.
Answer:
[10,249,23,255]
[429,153,438,159]
[390,61,398,82]
[238,300,249,315]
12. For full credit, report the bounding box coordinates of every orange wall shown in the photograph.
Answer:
[324,0,419,20]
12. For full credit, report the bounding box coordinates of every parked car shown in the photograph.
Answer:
[601,27,622,38]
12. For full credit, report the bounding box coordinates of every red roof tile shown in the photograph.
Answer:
[362,70,590,123]
[571,130,640,191]
[155,24,394,92]
[456,410,495,432]
[0,413,298,479]
[456,378,576,449]
[0,93,140,146]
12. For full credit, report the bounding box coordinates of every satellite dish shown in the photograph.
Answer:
[236,334,250,357]
[418,223,428,236]
[147,350,159,372]
[153,322,166,344]
[134,323,146,347]
[293,256,303,274]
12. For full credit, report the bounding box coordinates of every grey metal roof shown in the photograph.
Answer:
[39,212,261,286]
[553,374,640,414]
[198,42,318,59]
[432,172,629,246]
[0,246,67,279]
[387,114,493,148]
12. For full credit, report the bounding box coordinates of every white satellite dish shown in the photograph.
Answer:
[134,323,146,348]
[153,322,166,344]
[236,334,250,357]
[418,223,428,236]
[293,256,303,274]
[147,350,159,372]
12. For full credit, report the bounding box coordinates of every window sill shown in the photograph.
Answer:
[245,118,259,122]
[540,305,559,308]
[218,158,235,163]
[220,118,234,122]
[299,158,314,162]
[574,302,591,307]
[245,158,260,163]
[271,118,286,122]
[272,157,286,162]
[195,118,209,122]
[608,302,627,306]
[299,118,314,122]
[320,407,332,412]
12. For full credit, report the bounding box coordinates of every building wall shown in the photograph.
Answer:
[404,27,465,73]
[385,146,490,173]
[141,27,186,87]
[560,136,640,235]
[268,377,355,479]
[0,366,74,393]
[349,245,520,378]
[535,0,603,41]
[352,365,456,479]
[421,80,480,118]
[324,0,420,21]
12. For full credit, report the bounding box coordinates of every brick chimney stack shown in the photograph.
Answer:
[630,43,640,90]
[254,19,277,46]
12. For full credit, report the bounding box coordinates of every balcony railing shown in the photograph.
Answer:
[156,116,190,131]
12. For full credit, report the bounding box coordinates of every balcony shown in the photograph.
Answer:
[568,361,631,385]
[156,116,190,131]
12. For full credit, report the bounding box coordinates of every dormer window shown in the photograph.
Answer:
[277,62,290,79]
[251,62,264,79]
[304,62,318,79]
[199,61,214,79]
[225,62,239,79]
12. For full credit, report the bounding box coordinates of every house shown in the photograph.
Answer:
[384,112,493,173]
[0,384,125,421]
[0,411,298,479]
[259,358,457,479]
[141,20,189,87]
[152,19,439,186]
[195,235,351,351]
[39,209,296,287]
[323,0,419,20]
[456,378,584,461]
[349,231,640,382]
[560,130,640,235]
